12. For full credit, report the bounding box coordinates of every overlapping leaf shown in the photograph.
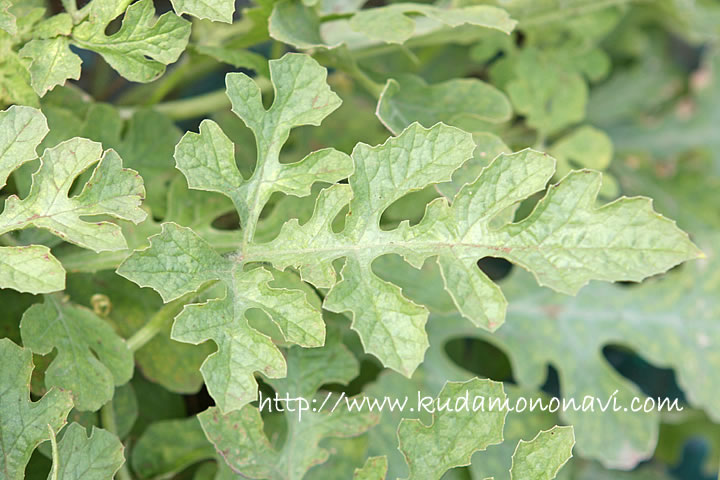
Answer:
[0,105,47,190]
[71,0,191,83]
[376,229,718,469]
[480,0,631,26]
[510,427,574,480]
[118,53,348,412]
[2,0,191,99]
[65,268,215,395]
[270,0,516,49]
[120,52,699,414]
[347,3,516,44]
[20,295,133,411]
[18,37,81,97]
[0,106,146,294]
[0,2,45,106]
[548,125,618,197]
[501,48,588,137]
[198,331,378,479]
[50,423,125,480]
[397,378,507,479]
[170,0,236,23]
[362,374,574,480]
[376,74,512,135]
[0,338,73,480]
[259,146,698,364]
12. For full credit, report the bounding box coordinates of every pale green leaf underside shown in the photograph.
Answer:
[119,224,324,413]
[119,54,346,412]
[0,245,65,293]
[72,0,191,83]
[395,233,717,469]
[52,424,125,480]
[0,108,146,294]
[0,106,61,292]
[257,145,699,355]
[0,105,48,189]
[170,0,236,23]
[19,37,82,96]
[490,239,720,468]
[20,297,134,412]
[510,426,574,480]
[362,365,573,480]
[0,338,73,480]
[269,1,516,49]
[120,53,699,413]
[200,401,377,480]
[198,336,377,480]
[349,3,516,44]
[377,74,512,135]
[397,378,506,479]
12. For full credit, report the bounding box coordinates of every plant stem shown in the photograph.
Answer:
[315,50,384,98]
[116,54,219,106]
[0,234,19,246]
[117,0,135,13]
[119,76,272,120]
[47,425,59,480]
[151,89,231,120]
[118,89,228,120]
[100,402,134,480]
[125,282,217,352]
[347,66,384,98]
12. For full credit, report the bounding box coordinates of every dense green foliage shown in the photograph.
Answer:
[0,0,719,479]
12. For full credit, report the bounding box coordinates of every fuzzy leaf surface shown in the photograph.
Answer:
[118,54,348,412]
[51,423,125,480]
[377,234,717,469]
[269,1,516,49]
[198,333,378,479]
[20,296,134,412]
[0,338,73,480]
[170,0,235,22]
[510,426,574,480]
[0,108,145,294]
[120,53,699,410]
[257,147,699,366]
[348,3,516,44]
[72,0,191,82]
[376,74,512,135]
[397,377,506,479]
[18,37,82,96]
